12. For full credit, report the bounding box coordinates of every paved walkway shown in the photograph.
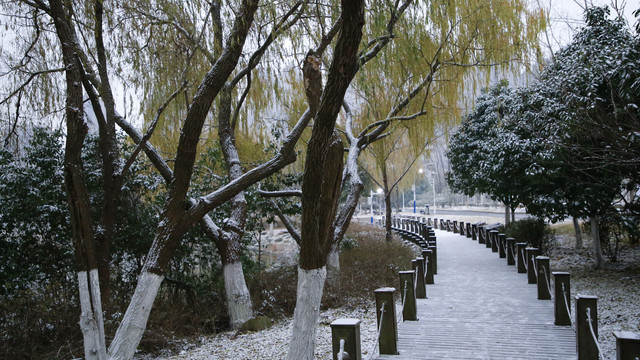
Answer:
[378,229,576,359]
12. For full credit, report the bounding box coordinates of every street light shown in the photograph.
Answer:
[370,188,384,224]
[418,169,423,214]
[412,182,416,213]
[419,168,436,215]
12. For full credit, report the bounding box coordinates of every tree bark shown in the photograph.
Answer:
[287,267,327,360]
[573,217,583,249]
[505,205,511,226]
[289,1,364,356]
[223,262,253,329]
[107,1,261,358]
[325,247,340,288]
[107,271,163,360]
[217,86,253,329]
[49,1,106,358]
[383,166,393,242]
[590,216,603,268]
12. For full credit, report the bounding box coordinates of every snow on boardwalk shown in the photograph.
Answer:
[378,229,575,360]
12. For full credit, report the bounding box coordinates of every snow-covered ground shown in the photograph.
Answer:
[143,305,380,360]
[552,235,640,359]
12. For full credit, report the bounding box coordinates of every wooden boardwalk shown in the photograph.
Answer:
[378,229,576,359]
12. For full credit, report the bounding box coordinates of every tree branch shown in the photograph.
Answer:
[121,81,187,179]
[269,199,301,245]
[259,189,303,198]
[0,68,65,106]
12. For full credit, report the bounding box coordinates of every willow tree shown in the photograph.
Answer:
[117,0,311,329]
[355,0,545,234]
[363,129,428,241]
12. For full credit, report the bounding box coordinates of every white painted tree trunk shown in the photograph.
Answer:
[224,261,253,329]
[77,269,107,360]
[287,267,327,360]
[108,272,163,360]
[590,216,603,268]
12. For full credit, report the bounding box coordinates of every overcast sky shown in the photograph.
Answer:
[546,0,637,51]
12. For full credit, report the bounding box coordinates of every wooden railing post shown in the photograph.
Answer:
[498,233,507,258]
[374,287,398,355]
[412,258,426,299]
[517,243,527,273]
[576,295,598,360]
[399,271,417,321]
[526,247,539,284]
[490,230,499,252]
[428,244,437,274]
[453,220,458,233]
[331,318,362,360]
[614,331,640,360]
[472,224,478,241]
[552,272,571,326]
[466,223,472,238]
[459,221,465,236]
[422,249,434,284]
[478,225,485,244]
[485,228,492,249]
[506,238,516,265]
[536,256,551,300]
[434,218,438,229]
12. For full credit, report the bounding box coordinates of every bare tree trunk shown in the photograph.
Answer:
[288,2,363,354]
[326,245,341,288]
[289,128,344,359]
[108,2,262,357]
[590,216,603,268]
[218,87,253,329]
[505,205,511,226]
[573,217,583,249]
[383,166,393,242]
[49,1,106,358]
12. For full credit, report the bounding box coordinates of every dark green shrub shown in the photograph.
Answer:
[506,217,555,255]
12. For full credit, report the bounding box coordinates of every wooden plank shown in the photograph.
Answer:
[378,229,576,359]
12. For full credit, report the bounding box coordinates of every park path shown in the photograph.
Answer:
[378,229,576,359]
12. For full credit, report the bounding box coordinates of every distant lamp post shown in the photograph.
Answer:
[412,182,416,213]
[370,188,384,224]
[420,167,436,215]
[419,168,436,215]
[417,169,422,214]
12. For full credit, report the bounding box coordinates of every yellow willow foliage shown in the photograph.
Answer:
[353,0,543,168]
[126,0,304,171]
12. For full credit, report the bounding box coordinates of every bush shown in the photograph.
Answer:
[582,211,640,262]
[249,264,299,318]
[506,218,555,255]
[247,223,416,318]
[325,223,416,307]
